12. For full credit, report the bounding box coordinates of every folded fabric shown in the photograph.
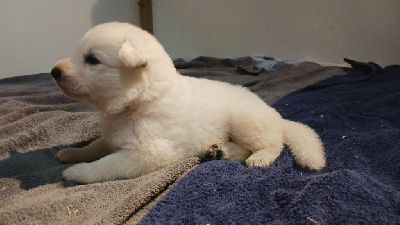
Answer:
[139,60,400,224]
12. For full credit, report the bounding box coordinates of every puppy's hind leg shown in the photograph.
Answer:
[245,140,284,167]
[231,119,285,167]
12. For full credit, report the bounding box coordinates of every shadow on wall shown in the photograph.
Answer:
[91,0,140,27]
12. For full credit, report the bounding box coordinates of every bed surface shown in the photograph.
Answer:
[1,57,399,224]
[140,59,400,224]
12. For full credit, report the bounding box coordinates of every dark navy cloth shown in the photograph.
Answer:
[139,60,400,224]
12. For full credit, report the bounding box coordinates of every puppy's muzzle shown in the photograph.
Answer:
[51,67,62,80]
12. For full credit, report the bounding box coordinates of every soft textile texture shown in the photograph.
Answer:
[139,60,400,224]
[0,57,345,224]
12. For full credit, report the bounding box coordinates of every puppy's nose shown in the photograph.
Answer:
[51,67,62,80]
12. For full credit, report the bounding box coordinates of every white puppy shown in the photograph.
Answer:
[51,22,325,184]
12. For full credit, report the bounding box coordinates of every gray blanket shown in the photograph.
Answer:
[0,57,345,224]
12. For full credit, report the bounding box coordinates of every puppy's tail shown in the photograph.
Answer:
[282,120,326,170]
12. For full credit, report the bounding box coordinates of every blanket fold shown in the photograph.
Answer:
[0,58,347,224]
[139,60,400,224]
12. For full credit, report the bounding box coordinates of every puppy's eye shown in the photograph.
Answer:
[85,54,101,65]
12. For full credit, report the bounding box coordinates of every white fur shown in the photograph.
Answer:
[52,22,326,184]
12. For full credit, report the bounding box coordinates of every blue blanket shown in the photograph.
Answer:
[139,60,400,224]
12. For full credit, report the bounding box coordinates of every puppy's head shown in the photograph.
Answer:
[51,22,175,114]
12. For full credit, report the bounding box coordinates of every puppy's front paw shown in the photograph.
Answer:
[57,147,80,163]
[200,144,229,162]
[62,163,92,184]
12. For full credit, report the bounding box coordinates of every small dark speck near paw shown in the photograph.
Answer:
[205,153,214,160]
[216,150,223,159]
[200,144,224,162]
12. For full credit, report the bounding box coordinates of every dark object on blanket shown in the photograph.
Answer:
[199,144,225,162]
[139,60,400,224]
[173,56,258,74]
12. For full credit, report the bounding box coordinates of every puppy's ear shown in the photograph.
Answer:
[119,41,147,68]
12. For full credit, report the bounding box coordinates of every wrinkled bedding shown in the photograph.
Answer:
[140,59,400,224]
[0,57,354,224]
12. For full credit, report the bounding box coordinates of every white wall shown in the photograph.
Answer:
[153,0,399,66]
[1,0,399,79]
[0,0,139,79]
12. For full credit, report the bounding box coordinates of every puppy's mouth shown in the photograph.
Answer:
[53,78,90,101]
